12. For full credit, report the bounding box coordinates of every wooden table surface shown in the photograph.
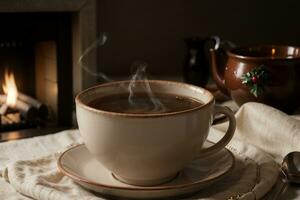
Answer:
[0,127,67,142]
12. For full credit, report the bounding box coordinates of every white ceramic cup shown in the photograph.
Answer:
[75,80,236,186]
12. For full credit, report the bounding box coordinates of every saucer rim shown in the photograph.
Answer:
[57,143,235,191]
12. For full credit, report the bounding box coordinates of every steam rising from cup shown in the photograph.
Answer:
[78,33,165,113]
[128,62,166,113]
[78,33,112,82]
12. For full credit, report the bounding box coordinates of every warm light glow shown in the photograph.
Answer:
[2,70,18,107]
[271,48,276,55]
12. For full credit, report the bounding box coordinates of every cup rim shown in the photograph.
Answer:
[227,45,300,60]
[75,80,214,118]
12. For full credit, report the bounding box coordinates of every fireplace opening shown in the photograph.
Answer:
[0,12,73,132]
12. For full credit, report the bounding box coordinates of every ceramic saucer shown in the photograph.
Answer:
[57,141,235,199]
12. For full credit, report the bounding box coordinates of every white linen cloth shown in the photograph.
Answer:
[0,102,299,200]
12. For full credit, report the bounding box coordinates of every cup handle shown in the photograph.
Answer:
[196,105,236,158]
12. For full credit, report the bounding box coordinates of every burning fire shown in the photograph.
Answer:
[271,48,276,56]
[2,70,18,107]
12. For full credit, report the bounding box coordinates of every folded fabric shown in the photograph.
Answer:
[2,153,100,200]
[2,102,299,200]
[213,102,300,163]
[0,130,82,200]
[2,137,278,200]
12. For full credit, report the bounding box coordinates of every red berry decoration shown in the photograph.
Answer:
[241,65,269,98]
[251,76,258,84]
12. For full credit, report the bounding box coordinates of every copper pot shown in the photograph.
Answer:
[210,44,300,113]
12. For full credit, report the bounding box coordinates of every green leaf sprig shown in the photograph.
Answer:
[241,65,269,97]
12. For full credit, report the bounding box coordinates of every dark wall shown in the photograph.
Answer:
[97,0,300,76]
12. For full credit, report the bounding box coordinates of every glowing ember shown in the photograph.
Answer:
[271,48,276,56]
[2,70,18,107]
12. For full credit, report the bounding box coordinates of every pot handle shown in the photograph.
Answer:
[209,38,236,96]
[196,105,236,158]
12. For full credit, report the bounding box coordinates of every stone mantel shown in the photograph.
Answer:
[0,0,85,12]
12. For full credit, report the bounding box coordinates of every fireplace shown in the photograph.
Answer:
[0,0,99,133]
[0,12,73,129]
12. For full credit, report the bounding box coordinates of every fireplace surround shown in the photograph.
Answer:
[0,0,99,128]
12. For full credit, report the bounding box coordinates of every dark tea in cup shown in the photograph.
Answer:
[87,93,203,114]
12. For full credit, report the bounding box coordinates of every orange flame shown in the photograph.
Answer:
[2,70,18,107]
[271,48,276,55]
